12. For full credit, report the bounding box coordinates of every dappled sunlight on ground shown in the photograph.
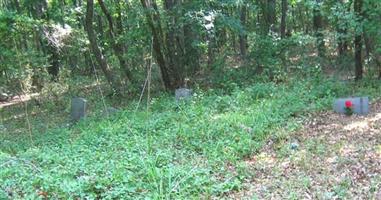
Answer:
[246,152,276,167]
[344,112,381,132]
[2,110,48,122]
[0,80,111,139]
[377,145,381,159]
[339,144,357,156]
[344,120,370,131]
[0,93,39,109]
[229,101,381,199]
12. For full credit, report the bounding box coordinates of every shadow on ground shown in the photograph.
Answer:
[229,100,381,199]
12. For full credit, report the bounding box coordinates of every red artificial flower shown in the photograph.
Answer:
[345,100,353,108]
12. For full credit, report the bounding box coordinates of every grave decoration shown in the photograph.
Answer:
[333,97,369,115]
[344,100,354,116]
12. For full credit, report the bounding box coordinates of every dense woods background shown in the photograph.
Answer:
[0,0,380,96]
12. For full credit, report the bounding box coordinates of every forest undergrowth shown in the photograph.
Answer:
[1,77,380,199]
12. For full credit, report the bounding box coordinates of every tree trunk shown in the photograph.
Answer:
[354,0,363,80]
[183,22,200,73]
[13,0,28,50]
[280,0,287,38]
[97,14,104,42]
[313,0,325,57]
[363,33,371,60]
[337,0,351,56]
[115,0,133,81]
[207,34,215,68]
[32,0,61,79]
[239,4,247,58]
[140,0,173,90]
[267,0,276,33]
[290,4,299,34]
[164,0,183,87]
[337,27,348,55]
[378,57,381,79]
[85,0,121,94]
[97,0,133,82]
[47,44,60,79]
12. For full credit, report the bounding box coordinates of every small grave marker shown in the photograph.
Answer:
[71,97,87,122]
[103,106,120,117]
[0,92,10,102]
[0,124,6,132]
[333,97,369,115]
[175,88,192,102]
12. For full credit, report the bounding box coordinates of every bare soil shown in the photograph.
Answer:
[229,101,381,199]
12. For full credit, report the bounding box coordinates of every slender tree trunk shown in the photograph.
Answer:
[216,8,227,48]
[85,0,121,94]
[47,44,60,79]
[207,34,215,68]
[313,0,325,57]
[378,56,381,79]
[115,0,130,52]
[280,0,287,38]
[183,22,200,73]
[97,14,104,42]
[115,0,134,81]
[12,0,28,50]
[59,0,65,26]
[337,27,348,55]
[115,0,125,36]
[13,0,21,11]
[362,0,372,62]
[35,0,61,80]
[267,0,276,33]
[239,4,247,58]
[84,51,94,75]
[363,33,372,60]
[298,5,307,33]
[140,0,173,90]
[354,0,363,80]
[97,0,133,82]
[262,0,276,34]
[337,0,351,56]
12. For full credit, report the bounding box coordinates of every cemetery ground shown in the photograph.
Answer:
[230,101,381,199]
[1,77,381,199]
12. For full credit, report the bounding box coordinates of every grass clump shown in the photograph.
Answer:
[1,78,380,199]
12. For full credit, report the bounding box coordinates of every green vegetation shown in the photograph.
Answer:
[1,0,381,198]
[1,78,380,199]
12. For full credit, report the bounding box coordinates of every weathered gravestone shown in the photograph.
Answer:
[0,124,6,132]
[333,97,369,115]
[175,88,192,102]
[0,92,10,102]
[71,97,87,122]
[103,106,120,117]
[106,106,119,114]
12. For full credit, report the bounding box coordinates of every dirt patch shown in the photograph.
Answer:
[229,101,381,199]
[0,93,39,109]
